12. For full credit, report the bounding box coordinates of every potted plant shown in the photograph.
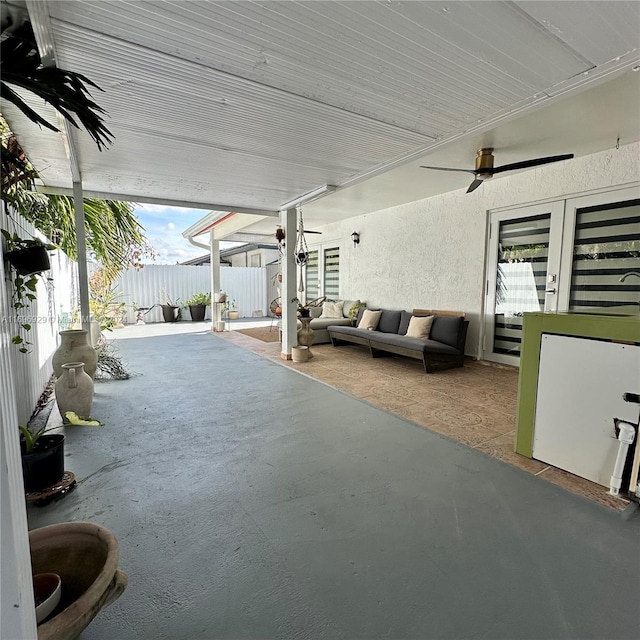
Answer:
[226,299,239,321]
[2,230,57,353]
[2,229,56,275]
[186,292,211,322]
[19,425,64,492]
[159,291,181,322]
[291,297,310,318]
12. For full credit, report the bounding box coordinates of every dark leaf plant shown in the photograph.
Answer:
[0,20,113,150]
[1,229,56,353]
[18,424,55,454]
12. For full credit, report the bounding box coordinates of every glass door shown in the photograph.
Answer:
[485,202,564,365]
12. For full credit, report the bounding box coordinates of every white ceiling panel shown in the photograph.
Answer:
[517,1,640,66]
[1,0,639,219]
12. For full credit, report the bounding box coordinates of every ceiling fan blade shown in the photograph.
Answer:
[420,166,478,175]
[490,154,574,175]
[298,229,322,234]
[467,178,484,193]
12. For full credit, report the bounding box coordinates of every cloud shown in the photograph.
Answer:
[134,205,210,264]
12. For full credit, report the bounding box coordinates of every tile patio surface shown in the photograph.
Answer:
[220,325,632,513]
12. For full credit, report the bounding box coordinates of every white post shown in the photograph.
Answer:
[209,231,221,330]
[280,207,297,359]
[72,181,91,331]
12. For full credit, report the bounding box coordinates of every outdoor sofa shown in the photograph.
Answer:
[279,299,363,344]
[304,299,362,344]
[328,308,469,373]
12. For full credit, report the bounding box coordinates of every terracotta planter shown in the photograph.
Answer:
[21,434,65,492]
[5,245,51,275]
[52,330,97,380]
[291,346,309,362]
[55,362,94,419]
[30,522,128,640]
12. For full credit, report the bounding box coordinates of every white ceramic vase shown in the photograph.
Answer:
[52,330,98,379]
[55,362,94,419]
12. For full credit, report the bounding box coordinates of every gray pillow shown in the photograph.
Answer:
[309,306,323,319]
[377,309,402,334]
[398,310,413,335]
[355,306,367,326]
[430,316,463,348]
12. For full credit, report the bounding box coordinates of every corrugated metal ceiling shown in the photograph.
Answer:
[2,0,639,216]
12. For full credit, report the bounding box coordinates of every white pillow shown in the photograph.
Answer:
[358,309,382,331]
[320,300,345,319]
[405,315,434,340]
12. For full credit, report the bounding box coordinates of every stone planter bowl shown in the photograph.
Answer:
[30,522,127,640]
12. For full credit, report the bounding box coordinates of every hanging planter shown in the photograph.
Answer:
[2,230,55,276]
[5,243,51,275]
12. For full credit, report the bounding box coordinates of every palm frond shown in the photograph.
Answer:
[0,22,113,150]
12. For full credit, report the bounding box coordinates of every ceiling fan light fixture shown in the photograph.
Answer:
[421,148,574,194]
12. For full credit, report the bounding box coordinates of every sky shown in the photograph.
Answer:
[133,204,212,264]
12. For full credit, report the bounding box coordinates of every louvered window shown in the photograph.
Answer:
[323,247,340,299]
[569,199,640,312]
[494,214,550,357]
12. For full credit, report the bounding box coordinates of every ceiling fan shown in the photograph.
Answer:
[420,148,574,193]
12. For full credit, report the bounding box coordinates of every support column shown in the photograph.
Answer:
[280,207,297,359]
[209,231,221,330]
[72,181,90,331]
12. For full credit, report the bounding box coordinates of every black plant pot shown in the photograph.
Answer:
[189,304,206,322]
[21,434,65,492]
[161,304,179,322]
[5,245,51,276]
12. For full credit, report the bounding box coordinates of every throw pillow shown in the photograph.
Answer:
[320,300,345,319]
[358,309,382,331]
[405,315,434,340]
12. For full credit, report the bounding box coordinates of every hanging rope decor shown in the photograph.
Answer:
[295,206,309,292]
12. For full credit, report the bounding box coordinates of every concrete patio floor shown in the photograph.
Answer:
[29,325,639,640]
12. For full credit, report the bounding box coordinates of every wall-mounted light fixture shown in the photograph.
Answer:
[351,231,360,247]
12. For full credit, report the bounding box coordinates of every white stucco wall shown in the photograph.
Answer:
[310,142,640,358]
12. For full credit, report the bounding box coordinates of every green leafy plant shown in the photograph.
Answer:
[18,424,57,454]
[186,292,211,306]
[2,230,56,353]
[159,289,181,307]
[348,301,365,325]
[89,268,126,331]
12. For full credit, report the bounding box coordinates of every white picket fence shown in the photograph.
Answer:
[111,264,269,324]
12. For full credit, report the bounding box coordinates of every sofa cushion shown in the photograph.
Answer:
[377,309,401,334]
[310,317,351,330]
[430,315,463,348]
[405,315,434,340]
[330,325,376,340]
[309,306,323,319]
[320,300,344,318]
[370,332,460,355]
[398,310,413,335]
[355,306,366,326]
[358,309,382,331]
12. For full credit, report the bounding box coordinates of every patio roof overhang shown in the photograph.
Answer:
[1,0,638,240]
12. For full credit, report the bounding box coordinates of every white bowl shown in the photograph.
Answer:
[33,573,62,624]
